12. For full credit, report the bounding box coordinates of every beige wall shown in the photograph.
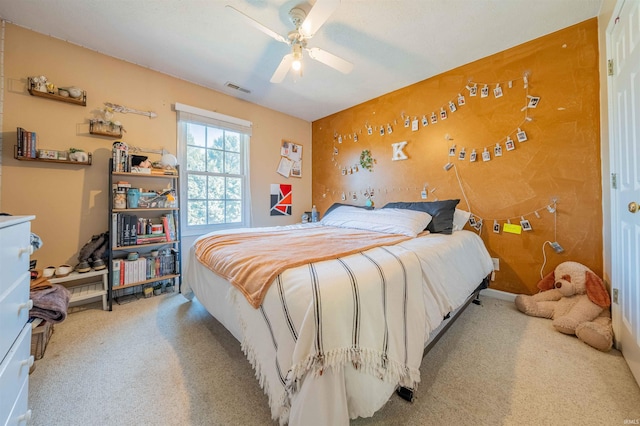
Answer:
[312,19,602,296]
[1,24,311,268]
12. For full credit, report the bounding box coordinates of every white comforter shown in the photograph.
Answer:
[183,225,493,425]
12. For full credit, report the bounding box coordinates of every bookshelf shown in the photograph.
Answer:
[107,158,181,310]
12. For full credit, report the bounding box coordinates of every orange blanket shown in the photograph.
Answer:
[194,226,413,308]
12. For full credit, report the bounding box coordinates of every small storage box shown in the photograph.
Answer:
[31,320,54,360]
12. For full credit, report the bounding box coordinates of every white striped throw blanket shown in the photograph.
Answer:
[194,226,413,308]
[195,226,427,424]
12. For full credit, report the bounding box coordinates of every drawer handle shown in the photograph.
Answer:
[18,300,34,312]
[21,355,35,369]
[18,246,34,257]
[18,409,32,422]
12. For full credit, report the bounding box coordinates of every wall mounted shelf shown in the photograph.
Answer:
[27,77,86,106]
[89,120,123,138]
[14,146,92,165]
[89,130,123,138]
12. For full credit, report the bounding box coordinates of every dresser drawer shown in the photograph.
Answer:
[0,221,31,296]
[0,275,31,365]
[0,325,32,423]
[5,374,30,426]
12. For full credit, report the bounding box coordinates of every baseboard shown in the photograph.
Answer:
[480,288,516,302]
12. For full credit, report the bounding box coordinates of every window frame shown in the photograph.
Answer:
[176,103,252,237]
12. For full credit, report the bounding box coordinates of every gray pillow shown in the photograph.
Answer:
[382,199,460,234]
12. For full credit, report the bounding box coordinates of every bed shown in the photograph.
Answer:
[182,202,494,425]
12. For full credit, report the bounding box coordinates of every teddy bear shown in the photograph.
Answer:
[514,261,613,351]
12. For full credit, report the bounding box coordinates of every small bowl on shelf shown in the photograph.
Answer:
[58,89,69,97]
[127,252,139,261]
[66,87,83,99]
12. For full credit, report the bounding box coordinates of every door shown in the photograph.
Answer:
[609,0,640,385]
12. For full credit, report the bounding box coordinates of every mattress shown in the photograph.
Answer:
[183,225,493,425]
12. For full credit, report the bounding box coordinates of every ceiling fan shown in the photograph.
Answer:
[226,0,354,83]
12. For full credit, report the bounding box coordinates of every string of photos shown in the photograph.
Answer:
[330,72,541,174]
[320,182,450,207]
[465,198,559,236]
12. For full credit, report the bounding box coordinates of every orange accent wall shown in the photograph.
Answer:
[312,19,602,295]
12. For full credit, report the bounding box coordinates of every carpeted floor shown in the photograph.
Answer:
[28,293,640,425]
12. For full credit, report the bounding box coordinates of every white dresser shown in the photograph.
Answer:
[0,215,35,425]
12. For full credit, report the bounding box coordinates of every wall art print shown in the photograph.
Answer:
[270,183,292,216]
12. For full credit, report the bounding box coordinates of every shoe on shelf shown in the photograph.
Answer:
[55,264,73,277]
[76,261,91,273]
[42,266,56,278]
[92,258,106,270]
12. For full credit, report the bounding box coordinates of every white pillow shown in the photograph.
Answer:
[321,206,432,237]
[452,208,471,231]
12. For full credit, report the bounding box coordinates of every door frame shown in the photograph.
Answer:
[604,0,640,386]
[604,0,623,348]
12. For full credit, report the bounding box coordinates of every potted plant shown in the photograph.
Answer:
[69,147,88,162]
[153,283,163,296]
[164,281,175,293]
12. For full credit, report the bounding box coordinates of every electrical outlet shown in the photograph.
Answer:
[492,257,500,271]
[550,242,564,253]
[613,288,619,304]
[421,190,427,199]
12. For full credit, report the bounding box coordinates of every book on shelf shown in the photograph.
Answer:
[112,141,130,172]
[112,254,176,286]
[30,132,37,158]
[113,212,176,247]
[161,215,175,242]
[113,181,131,191]
[16,127,38,158]
[111,213,119,248]
[16,127,24,157]
[112,259,121,287]
[162,212,177,241]
[150,167,178,175]
[130,215,137,246]
[136,235,167,244]
[113,213,138,247]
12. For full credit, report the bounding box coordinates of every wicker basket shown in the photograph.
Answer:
[31,320,54,360]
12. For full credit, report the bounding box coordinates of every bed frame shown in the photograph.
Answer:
[396,275,491,402]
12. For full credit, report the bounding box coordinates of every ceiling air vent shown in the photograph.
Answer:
[224,82,251,94]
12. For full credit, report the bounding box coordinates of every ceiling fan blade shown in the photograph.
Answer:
[307,47,353,74]
[300,0,340,38]
[226,5,289,44]
[271,54,294,83]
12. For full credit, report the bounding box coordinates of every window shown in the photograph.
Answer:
[176,103,252,236]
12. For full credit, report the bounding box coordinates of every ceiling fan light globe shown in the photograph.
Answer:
[292,60,302,71]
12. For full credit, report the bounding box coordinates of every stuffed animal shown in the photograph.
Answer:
[514,261,613,351]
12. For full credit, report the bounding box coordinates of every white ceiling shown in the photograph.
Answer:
[0,0,602,122]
